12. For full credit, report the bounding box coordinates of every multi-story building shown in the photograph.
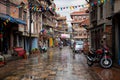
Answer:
[41,1,56,47]
[0,0,57,54]
[70,9,89,42]
[88,0,112,50]
[55,15,68,38]
[54,15,68,46]
[0,0,27,54]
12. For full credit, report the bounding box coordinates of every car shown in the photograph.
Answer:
[73,41,84,53]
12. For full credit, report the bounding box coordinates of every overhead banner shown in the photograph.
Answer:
[61,34,70,38]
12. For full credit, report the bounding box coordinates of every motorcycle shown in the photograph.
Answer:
[59,45,63,50]
[59,41,63,50]
[86,47,113,68]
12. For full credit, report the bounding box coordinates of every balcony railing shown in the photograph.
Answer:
[43,17,56,27]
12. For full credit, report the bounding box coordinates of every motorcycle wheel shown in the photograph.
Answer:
[100,57,112,69]
[87,59,93,66]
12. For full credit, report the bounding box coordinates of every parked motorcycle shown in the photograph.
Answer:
[86,47,113,68]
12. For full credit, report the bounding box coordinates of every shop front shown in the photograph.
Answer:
[0,13,26,54]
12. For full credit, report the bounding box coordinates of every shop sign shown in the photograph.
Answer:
[61,34,70,38]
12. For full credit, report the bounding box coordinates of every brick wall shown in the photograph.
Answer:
[0,3,6,14]
[10,6,19,18]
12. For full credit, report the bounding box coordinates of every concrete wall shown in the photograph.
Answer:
[114,0,120,13]
[97,1,112,26]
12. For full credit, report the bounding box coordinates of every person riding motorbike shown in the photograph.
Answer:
[58,41,63,50]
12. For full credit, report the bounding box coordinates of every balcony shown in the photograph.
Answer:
[43,17,56,28]
[90,5,97,23]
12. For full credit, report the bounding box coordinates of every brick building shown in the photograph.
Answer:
[70,8,89,41]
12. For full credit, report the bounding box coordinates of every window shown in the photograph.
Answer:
[83,16,86,19]
[79,32,82,36]
[75,24,78,26]
[99,4,103,19]
[84,33,87,36]
[74,16,77,21]
[74,33,77,36]
[23,11,26,21]
[91,6,97,21]
[6,1,10,14]
[79,33,82,36]
[19,7,23,18]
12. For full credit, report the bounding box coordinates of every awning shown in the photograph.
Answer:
[0,13,26,25]
[0,13,16,23]
[15,18,26,25]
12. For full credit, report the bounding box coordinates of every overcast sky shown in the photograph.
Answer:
[54,0,87,27]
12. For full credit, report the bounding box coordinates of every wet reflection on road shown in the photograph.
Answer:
[91,65,120,80]
[0,47,120,80]
[100,69,113,80]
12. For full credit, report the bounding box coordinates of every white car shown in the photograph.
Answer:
[73,41,83,53]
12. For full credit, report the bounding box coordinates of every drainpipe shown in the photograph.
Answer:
[41,13,43,32]
[111,0,115,61]
[28,0,32,53]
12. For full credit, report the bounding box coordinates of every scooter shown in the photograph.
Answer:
[86,47,113,68]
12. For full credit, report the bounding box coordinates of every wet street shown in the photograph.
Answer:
[0,47,120,80]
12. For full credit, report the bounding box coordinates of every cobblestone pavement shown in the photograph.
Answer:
[0,46,120,80]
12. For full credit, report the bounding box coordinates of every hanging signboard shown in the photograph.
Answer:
[61,34,70,38]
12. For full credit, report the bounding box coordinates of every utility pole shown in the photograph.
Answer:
[28,0,32,53]
[41,13,43,32]
[40,12,43,44]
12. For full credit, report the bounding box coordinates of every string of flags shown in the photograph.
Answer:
[90,0,113,6]
[55,4,89,11]
[16,3,89,12]
[3,0,113,14]
[0,0,113,27]
[17,4,56,12]
[1,3,88,26]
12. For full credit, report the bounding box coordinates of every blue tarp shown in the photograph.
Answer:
[0,13,26,25]
[0,13,16,23]
[15,18,26,25]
